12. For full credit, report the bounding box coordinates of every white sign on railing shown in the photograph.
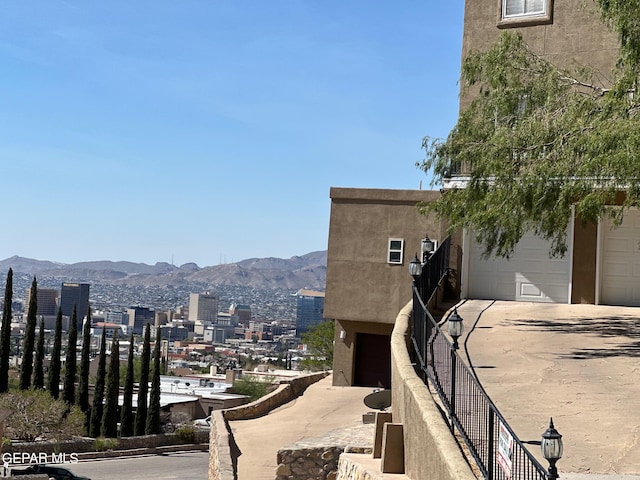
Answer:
[498,421,514,478]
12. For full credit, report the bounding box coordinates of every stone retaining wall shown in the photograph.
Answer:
[276,446,343,480]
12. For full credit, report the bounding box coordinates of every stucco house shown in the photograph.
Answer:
[327,0,634,387]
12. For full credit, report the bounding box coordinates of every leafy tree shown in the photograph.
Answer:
[0,389,84,442]
[145,327,161,435]
[62,305,78,404]
[134,323,151,436]
[89,328,107,438]
[300,320,334,371]
[102,333,119,438]
[77,306,92,413]
[19,277,38,390]
[32,317,45,389]
[0,268,13,393]
[419,4,640,259]
[47,307,63,399]
[120,333,135,437]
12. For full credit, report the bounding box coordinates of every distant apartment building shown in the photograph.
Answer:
[127,306,155,335]
[60,282,90,330]
[295,289,325,336]
[229,303,251,326]
[24,287,58,317]
[188,292,219,324]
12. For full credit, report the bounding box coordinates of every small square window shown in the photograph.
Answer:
[388,238,404,264]
[499,0,553,28]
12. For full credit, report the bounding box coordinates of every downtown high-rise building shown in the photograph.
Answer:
[127,307,155,335]
[25,287,59,317]
[188,292,219,324]
[295,289,325,336]
[59,282,90,330]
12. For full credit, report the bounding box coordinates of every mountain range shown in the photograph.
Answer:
[0,252,327,291]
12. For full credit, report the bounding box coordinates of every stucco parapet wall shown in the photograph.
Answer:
[208,410,235,480]
[222,371,330,422]
[391,302,476,480]
[329,187,440,204]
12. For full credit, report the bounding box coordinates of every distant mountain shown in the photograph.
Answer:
[0,251,327,291]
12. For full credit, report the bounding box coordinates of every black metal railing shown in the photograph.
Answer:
[410,240,549,480]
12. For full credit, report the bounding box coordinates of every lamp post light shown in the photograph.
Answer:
[447,308,463,434]
[447,308,464,350]
[541,418,563,480]
[409,254,422,284]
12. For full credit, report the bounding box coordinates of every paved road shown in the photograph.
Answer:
[58,451,209,480]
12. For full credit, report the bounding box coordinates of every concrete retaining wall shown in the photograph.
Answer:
[390,302,476,480]
[223,371,329,422]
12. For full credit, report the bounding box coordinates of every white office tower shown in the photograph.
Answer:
[189,292,219,324]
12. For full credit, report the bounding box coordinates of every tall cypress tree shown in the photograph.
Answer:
[134,323,151,436]
[145,326,162,435]
[77,306,92,413]
[101,332,119,438]
[120,332,135,437]
[62,305,78,404]
[0,268,13,393]
[19,276,38,390]
[47,307,63,399]
[32,317,45,389]
[89,328,107,438]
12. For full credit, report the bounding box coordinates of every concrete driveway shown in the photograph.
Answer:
[457,300,640,478]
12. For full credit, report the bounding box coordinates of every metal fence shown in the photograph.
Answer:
[410,239,549,480]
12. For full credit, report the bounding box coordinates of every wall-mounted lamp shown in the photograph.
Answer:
[339,330,346,341]
[409,254,422,283]
[421,234,435,263]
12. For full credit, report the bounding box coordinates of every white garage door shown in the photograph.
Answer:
[466,231,571,303]
[600,209,640,306]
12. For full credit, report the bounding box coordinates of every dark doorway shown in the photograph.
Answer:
[353,333,391,388]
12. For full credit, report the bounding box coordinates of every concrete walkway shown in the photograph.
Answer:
[457,300,640,479]
[228,375,373,480]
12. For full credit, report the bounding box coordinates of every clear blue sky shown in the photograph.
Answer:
[1,1,464,267]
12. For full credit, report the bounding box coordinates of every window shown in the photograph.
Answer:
[503,0,545,17]
[499,0,552,27]
[388,238,404,264]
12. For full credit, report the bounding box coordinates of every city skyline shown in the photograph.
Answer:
[2,1,464,267]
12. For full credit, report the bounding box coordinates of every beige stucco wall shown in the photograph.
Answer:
[326,187,452,386]
[332,319,394,387]
[325,188,445,324]
[391,302,476,480]
[461,0,619,112]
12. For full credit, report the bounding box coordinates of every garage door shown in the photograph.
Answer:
[466,231,571,303]
[600,209,640,306]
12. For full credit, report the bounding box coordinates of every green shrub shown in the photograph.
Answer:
[175,426,195,443]
[1,437,11,448]
[94,437,119,451]
[232,376,275,402]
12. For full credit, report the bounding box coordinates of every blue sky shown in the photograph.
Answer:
[1,1,464,267]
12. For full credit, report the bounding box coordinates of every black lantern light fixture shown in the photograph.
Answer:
[409,254,422,282]
[447,308,464,350]
[421,234,435,263]
[541,418,563,480]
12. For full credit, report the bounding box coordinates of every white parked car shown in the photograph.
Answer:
[193,415,211,427]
